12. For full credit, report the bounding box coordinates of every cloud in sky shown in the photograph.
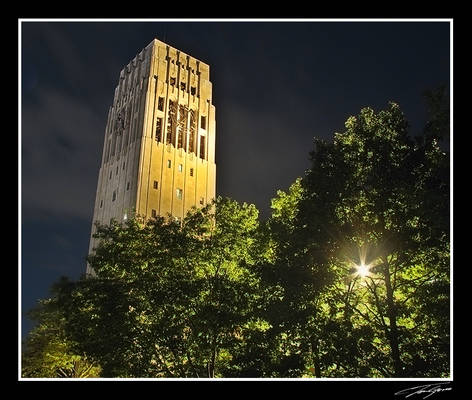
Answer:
[22,85,104,221]
[21,23,126,222]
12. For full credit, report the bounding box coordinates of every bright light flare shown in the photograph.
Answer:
[356,262,370,278]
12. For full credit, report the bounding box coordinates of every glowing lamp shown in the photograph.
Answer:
[356,263,370,278]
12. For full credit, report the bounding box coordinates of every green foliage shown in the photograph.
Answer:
[21,278,101,378]
[283,102,450,377]
[76,196,267,377]
[22,100,449,379]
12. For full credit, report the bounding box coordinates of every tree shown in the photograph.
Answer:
[72,196,268,377]
[422,84,450,143]
[21,277,101,378]
[259,177,336,377]
[289,103,450,377]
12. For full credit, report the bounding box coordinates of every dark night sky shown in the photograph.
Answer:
[20,20,450,337]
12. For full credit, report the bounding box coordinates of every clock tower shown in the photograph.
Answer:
[87,39,216,275]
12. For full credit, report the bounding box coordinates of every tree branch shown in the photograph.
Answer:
[365,279,388,330]
[399,272,439,307]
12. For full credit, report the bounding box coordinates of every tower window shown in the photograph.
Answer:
[180,82,186,91]
[100,200,103,208]
[126,181,130,191]
[167,159,171,168]
[178,164,183,173]
[167,101,177,145]
[170,77,176,86]
[190,168,194,177]
[199,197,204,205]
[153,180,159,189]
[109,171,112,180]
[177,105,188,149]
[189,109,196,153]
[190,86,196,96]
[116,166,119,175]
[176,188,183,200]
[151,209,157,218]
[199,135,206,160]
[155,117,163,142]
[122,162,125,170]
[112,190,116,202]
[201,115,206,129]
[158,97,164,111]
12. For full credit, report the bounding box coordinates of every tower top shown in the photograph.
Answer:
[148,38,210,68]
[116,38,210,83]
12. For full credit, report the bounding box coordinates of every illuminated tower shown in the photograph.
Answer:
[87,39,216,274]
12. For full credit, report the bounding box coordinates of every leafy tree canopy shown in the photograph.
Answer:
[22,99,449,379]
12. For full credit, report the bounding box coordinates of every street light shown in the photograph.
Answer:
[355,262,371,278]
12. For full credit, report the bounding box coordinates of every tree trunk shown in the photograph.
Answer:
[311,337,322,378]
[209,349,216,378]
[208,332,217,378]
[383,257,403,377]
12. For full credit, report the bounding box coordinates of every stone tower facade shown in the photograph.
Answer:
[87,39,216,274]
